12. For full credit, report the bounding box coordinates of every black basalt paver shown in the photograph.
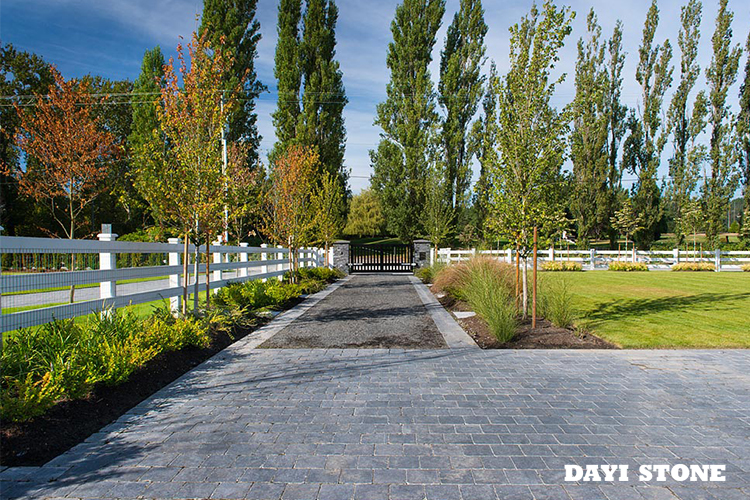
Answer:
[259,274,447,349]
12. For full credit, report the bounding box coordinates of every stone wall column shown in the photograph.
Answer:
[413,239,431,270]
[332,240,350,275]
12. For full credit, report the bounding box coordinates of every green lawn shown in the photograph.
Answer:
[564,271,750,348]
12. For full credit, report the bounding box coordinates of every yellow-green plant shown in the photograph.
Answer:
[672,262,716,271]
[608,261,648,271]
[542,261,582,272]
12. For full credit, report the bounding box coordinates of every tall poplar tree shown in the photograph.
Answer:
[297,0,348,191]
[371,0,445,242]
[201,0,265,169]
[666,0,707,244]
[604,21,628,247]
[739,32,750,234]
[570,9,609,242]
[702,0,742,247]
[272,0,303,158]
[470,62,499,234]
[488,0,573,316]
[623,0,672,249]
[438,0,487,218]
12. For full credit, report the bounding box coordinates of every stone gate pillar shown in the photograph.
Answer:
[332,240,350,275]
[413,239,431,270]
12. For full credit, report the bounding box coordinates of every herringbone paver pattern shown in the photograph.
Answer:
[2,347,748,500]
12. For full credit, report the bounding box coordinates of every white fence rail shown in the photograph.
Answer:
[436,247,750,272]
[1,229,326,333]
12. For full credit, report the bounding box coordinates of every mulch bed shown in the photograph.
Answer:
[435,291,617,350]
[0,319,268,468]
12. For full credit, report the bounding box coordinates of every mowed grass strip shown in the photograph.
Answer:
[565,271,750,348]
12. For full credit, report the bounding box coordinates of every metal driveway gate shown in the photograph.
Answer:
[350,244,414,273]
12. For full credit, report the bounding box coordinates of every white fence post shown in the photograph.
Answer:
[446,248,452,265]
[260,243,268,282]
[277,245,284,281]
[549,246,554,262]
[239,242,249,279]
[98,224,117,312]
[212,239,222,293]
[589,248,596,270]
[505,248,511,263]
[168,237,181,314]
[673,248,680,267]
[715,249,721,272]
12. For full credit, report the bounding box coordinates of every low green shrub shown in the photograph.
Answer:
[0,306,210,422]
[291,267,343,283]
[415,262,446,283]
[608,261,648,272]
[539,274,576,329]
[542,261,582,272]
[672,262,716,272]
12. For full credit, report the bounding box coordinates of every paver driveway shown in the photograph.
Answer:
[1,276,748,500]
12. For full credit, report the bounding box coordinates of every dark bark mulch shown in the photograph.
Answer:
[435,292,617,350]
[0,320,266,468]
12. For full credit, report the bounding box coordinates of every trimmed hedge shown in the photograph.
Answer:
[672,262,715,272]
[542,261,583,272]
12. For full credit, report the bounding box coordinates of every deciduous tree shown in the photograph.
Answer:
[271,0,303,159]
[702,0,742,247]
[739,32,750,231]
[666,0,707,245]
[344,189,385,238]
[439,0,487,219]
[6,67,120,302]
[311,169,345,263]
[487,0,574,317]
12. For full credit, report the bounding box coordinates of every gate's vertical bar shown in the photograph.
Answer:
[98,224,117,315]
[168,237,181,315]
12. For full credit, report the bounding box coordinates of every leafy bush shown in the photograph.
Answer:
[433,257,518,342]
[608,261,648,272]
[415,262,446,283]
[672,262,716,272]
[539,274,576,329]
[742,264,750,272]
[291,267,343,283]
[0,307,210,422]
[542,261,582,272]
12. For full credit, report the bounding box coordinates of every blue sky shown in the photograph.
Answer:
[2,0,749,194]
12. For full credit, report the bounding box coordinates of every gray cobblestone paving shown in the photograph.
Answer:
[2,348,747,500]
[2,275,748,500]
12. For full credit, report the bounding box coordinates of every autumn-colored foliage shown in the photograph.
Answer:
[261,145,319,280]
[6,67,120,239]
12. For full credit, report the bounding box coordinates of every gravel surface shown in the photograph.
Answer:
[260,274,447,349]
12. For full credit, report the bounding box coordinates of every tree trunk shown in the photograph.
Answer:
[193,239,199,314]
[521,256,528,319]
[69,190,75,303]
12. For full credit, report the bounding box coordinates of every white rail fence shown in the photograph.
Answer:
[436,247,750,272]
[1,227,327,333]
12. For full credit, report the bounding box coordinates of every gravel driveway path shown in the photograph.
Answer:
[260,274,447,349]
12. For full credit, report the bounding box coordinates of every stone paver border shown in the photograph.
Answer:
[408,276,478,349]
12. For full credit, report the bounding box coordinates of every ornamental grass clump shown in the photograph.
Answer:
[415,262,446,283]
[672,262,716,272]
[433,257,518,342]
[539,274,576,329]
[743,264,750,272]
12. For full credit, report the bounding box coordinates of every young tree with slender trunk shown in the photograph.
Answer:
[666,0,707,245]
[439,0,487,220]
[311,169,345,265]
[7,68,120,302]
[155,31,238,310]
[261,145,319,281]
[702,0,742,248]
[371,0,445,243]
[422,165,454,259]
[570,9,609,243]
[487,0,574,318]
[623,0,672,249]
